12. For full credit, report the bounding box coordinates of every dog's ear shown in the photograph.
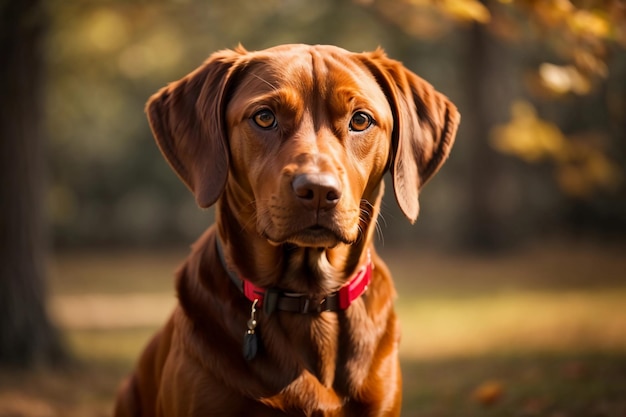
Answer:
[146,48,245,208]
[358,49,460,223]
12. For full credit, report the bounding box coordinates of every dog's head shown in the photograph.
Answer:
[147,44,459,248]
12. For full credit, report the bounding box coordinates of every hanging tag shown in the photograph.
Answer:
[243,299,259,361]
[243,331,258,361]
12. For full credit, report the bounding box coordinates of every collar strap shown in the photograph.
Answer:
[216,237,371,315]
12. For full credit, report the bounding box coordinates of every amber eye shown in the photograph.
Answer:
[252,109,277,129]
[349,112,373,132]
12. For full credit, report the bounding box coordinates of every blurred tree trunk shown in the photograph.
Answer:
[460,21,521,250]
[0,0,67,367]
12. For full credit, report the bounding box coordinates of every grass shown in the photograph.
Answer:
[398,289,626,358]
[401,352,626,416]
[1,240,625,416]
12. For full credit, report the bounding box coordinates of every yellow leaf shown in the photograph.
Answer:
[406,0,432,5]
[491,100,567,162]
[568,9,611,39]
[533,0,574,27]
[539,63,592,95]
[440,0,491,23]
[556,141,621,197]
[573,49,609,78]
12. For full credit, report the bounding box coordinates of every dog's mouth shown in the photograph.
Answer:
[298,225,340,246]
[265,224,352,248]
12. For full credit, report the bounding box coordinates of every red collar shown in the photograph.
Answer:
[216,237,372,314]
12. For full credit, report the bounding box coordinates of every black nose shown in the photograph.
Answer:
[292,173,342,210]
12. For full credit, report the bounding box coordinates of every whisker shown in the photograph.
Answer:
[375,206,387,245]
[358,199,387,245]
[375,218,385,246]
[250,73,279,92]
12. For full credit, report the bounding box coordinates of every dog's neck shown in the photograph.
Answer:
[215,186,382,296]
[208,183,389,394]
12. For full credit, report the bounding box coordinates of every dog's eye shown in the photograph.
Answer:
[349,112,373,132]
[252,109,277,129]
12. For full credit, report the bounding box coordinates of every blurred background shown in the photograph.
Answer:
[45,0,626,249]
[1,0,625,416]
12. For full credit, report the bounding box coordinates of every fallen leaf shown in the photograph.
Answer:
[471,379,504,406]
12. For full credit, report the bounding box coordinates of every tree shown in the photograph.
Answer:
[0,0,67,367]
[461,20,522,249]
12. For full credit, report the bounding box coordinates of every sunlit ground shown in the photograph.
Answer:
[1,240,625,416]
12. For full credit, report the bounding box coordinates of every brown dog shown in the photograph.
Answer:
[114,44,459,416]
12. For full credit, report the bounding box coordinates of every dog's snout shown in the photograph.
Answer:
[292,173,342,210]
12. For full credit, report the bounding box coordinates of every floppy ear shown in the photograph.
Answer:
[146,48,245,208]
[359,49,460,223]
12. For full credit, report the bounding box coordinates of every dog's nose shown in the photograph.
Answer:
[292,173,342,210]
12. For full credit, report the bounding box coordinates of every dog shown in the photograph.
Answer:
[114,44,459,416]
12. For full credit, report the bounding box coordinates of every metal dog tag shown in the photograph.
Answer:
[243,331,258,361]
